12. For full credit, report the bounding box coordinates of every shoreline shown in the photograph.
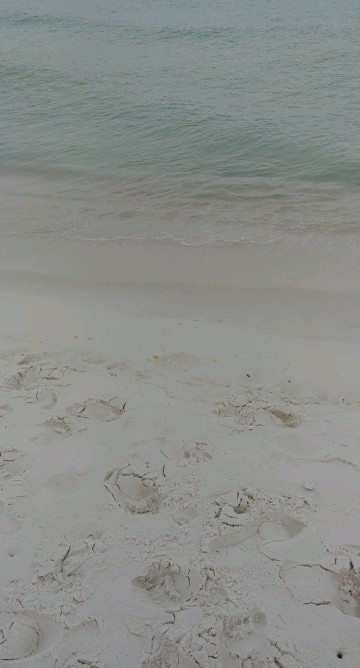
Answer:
[2,169,360,248]
[1,231,360,293]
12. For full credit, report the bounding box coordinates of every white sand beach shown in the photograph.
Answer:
[1,235,360,667]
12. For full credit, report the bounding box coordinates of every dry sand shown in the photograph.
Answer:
[0,236,360,667]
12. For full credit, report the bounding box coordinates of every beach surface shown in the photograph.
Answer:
[1,236,360,667]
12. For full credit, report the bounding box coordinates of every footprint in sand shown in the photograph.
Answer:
[143,619,220,668]
[0,610,59,661]
[162,483,203,526]
[104,464,163,514]
[36,530,105,591]
[69,398,126,422]
[211,511,324,568]
[27,385,57,409]
[214,490,251,528]
[210,489,318,567]
[106,361,127,376]
[151,352,201,370]
[281,558,360,618]
[265,406,301,428]
[210,488,264,552]
[258,513,326,563]
[133,560,203,607]
[216,398,264,428]
[210,490,265,558]
[216,399,301,429]
[45,416,73,437]
[161,440,213,466]
[0,612,41,660]
[6,362,66,391]
[54,618,101,668]
[221,610,268,662]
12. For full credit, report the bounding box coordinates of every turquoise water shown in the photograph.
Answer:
[1,0,360,243]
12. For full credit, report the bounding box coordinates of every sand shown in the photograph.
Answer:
[1,236,360,667]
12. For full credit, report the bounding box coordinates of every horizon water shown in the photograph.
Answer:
[1,0,360,245]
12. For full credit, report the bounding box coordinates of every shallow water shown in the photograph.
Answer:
[1,0,360,243]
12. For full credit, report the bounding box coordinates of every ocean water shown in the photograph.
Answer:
[1,0,360,244]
